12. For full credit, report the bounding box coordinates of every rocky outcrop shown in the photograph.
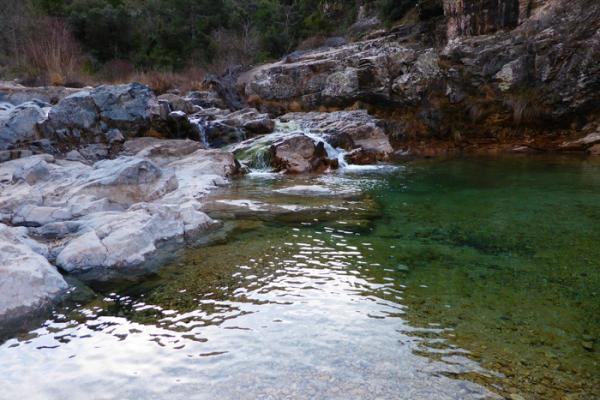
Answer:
[0,139,238,279]
[0,83,269,161]
[0,223,68,328]
[37,83,157,150]
[238,0,600,154]
[279,110,393,160]
[230,110,392,173]
[190,107,275,148]
[271,133,334,174]
[0,81,82,105]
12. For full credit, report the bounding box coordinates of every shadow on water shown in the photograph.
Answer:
[0,156,598,399]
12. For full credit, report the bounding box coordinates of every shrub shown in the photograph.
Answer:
[23,17,87,86]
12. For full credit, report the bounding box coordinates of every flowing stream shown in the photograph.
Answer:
[0,156,599,399]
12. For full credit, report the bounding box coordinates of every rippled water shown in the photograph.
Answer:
[1,156,599,399]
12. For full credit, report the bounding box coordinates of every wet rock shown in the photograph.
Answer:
[588,144,600,156]
[560,132,600,151]
[280,110,393,158]
[271,133,334,174]
[345,148,382,164]
[274,185,360,198]
[0,223,68,326]
[165,111,204,142]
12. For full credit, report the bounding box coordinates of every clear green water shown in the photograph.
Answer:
[0,157,599,399]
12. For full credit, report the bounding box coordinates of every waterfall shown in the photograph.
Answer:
[303,131,349,169]
[190,117,209,148]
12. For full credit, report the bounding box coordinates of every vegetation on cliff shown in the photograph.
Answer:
[0,0,417,86]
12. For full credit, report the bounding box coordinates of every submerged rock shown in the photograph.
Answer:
[273,185,360,198]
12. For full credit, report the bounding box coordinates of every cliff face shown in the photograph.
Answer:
[237,0,600,153]
[444,0,520,39]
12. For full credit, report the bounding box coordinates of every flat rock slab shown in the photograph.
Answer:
[273,185,361,198]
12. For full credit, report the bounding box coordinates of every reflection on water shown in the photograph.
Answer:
[0,224,499,400]
[1,157,599,400]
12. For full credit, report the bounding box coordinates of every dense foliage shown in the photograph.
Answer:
[0,0,417,83]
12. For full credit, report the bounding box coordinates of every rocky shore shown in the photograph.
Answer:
[1,0,599,330]
[0,81,396,329]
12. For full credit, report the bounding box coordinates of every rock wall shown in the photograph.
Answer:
[238,0,600,152]
[444,0,520,39]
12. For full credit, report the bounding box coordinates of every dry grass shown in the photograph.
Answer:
[504,88,546,125]
[130,68,205,94]
[23,17,87,86]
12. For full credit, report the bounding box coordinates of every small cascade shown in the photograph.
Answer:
[190,117,210,148]
[303,131,349,169]
[251,147,272,170]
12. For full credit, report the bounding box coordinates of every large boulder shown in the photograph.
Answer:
[37,83,157,150]
[0,223,68,327]
[0,101,50,151]
[280,110,393,159]
[271,133,334,174]
[238,37,440,112]
[190,107,275,148]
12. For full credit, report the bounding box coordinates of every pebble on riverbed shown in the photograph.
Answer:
[581,341,594,352]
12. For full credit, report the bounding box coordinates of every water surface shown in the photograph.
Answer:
[1,156,599,399]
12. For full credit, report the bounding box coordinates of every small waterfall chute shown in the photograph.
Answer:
[189,117,210,148]
[303,131,348,169]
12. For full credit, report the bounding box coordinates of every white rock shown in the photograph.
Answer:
[0,224,68,323]
[0,138,238,276]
